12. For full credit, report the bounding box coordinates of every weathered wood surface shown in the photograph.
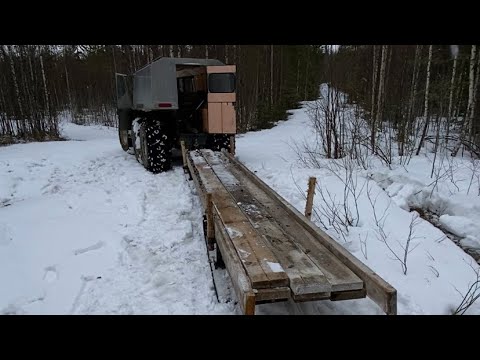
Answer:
[205,150,363,292]
[304,177,316,220]
[201,150,332,297]
[187,149,397,315]
[189,151,289,289]
[222,150,397,315]
[213,212,255,314]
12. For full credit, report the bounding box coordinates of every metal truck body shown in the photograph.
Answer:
[115,57,237,173]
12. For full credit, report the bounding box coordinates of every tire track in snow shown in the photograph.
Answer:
[74,166,234,315]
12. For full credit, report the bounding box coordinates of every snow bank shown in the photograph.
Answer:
[236,98,480,315]
[3,94,480,315]
[0,123,232,314]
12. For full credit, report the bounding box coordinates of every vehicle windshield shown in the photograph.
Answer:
[208,73,235,93]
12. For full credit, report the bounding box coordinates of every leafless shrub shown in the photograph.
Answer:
[359,232,368,260]
[290,137,324,169]
[323,156,367,227]
[290,153,368,242]
[452,262,480,315]
[466,158,480,196]
[305,85,344,160]
[412,152,463,198]
[428,265,440,278]
[291,170,349,242]
[314,182,351,241]
[300,85,397,171]
[366,181,420,275]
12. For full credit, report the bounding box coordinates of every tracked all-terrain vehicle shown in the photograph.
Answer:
[116,57,236,173]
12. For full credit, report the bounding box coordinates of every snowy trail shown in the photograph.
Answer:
[236,99,480,315]
[0,123,233,314]
[3,99,480,315]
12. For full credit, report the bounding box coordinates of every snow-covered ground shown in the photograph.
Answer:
[0,122,233,315]
[2,101,480,315]
[236,101,480,315]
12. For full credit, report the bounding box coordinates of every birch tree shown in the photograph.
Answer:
[373,45,388,153]
[416,44,433,155]
[452,45,477,156]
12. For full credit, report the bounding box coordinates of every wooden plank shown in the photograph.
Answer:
[268,214,364,292]
[245,292,256,315]
[206,193,215,251]
[229,135,236,155]
[224,153,363,293]
[198,150,289,289]
[214,212,289,312]
[330,288,367,301]
[207,150,362,295]
[304,177,316,220]
[255,287,290,303]
[189,151,219,195]
[261,229,331,295]
[223,150,397,315]
[202,151,332,296]
[191,150,288,289]
[186,151,207,207]
[293,292,331,302]
[180,140,187,168]
[215,199,288,288]
[213,212,253,314]
[215,212,271,287]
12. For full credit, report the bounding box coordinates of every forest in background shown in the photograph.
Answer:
[1,44,479,160]
[321,45,480,161]
[0,45,324,143]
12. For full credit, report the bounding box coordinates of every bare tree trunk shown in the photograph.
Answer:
[469,52,480,140]
[169,45,174,58]
[40,54,50,119]
[64,47,75,121]
[409,45,422,125]
[304,59,309,101]
[371,45,378,122]
[452,45,477,156]
[467,45,477,132]
[132,46,138,70]
[431,109,443,178]
[7,45,25,136]
[205,45,208,59]
[296,57,300,97]
[270,45,274,107]
[445,48,458,146]
[148,46,153,62]
[278,46,283,103]
[225,45,229,64]
[20,47,36,135]
[447,52,458,124]
[373,45,388,153]
[128,46,135,73]
[400,46,420,156]
[0,82,11,135]
[416,45,433,155]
